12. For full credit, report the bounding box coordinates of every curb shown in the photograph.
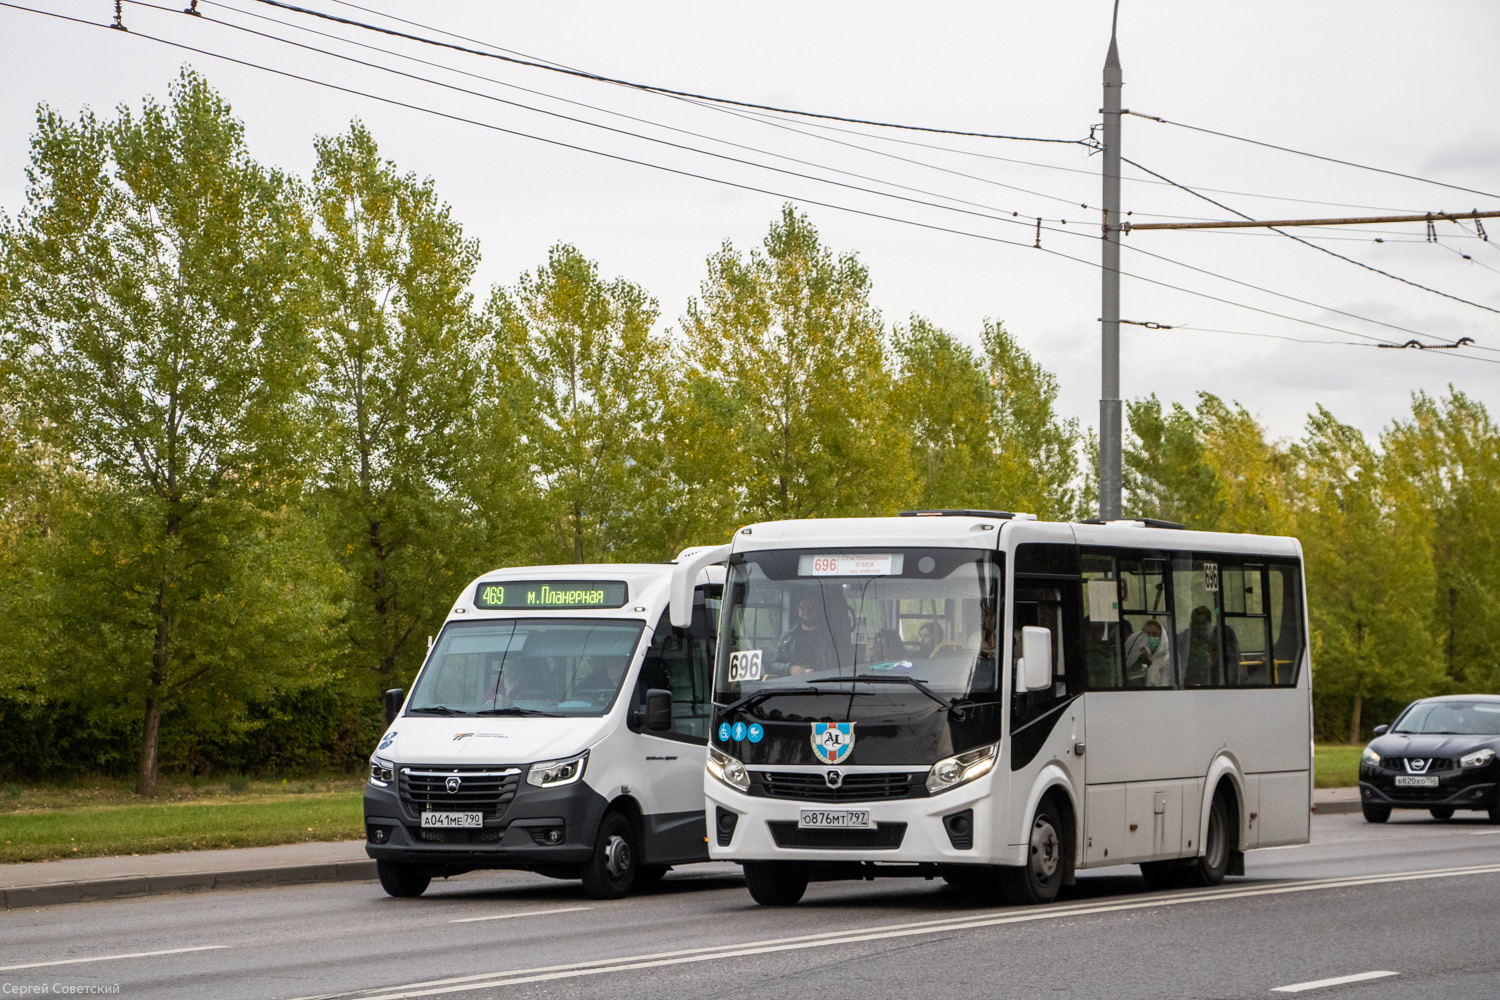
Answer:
[1312,799,1362,815]
[1,859,376,911]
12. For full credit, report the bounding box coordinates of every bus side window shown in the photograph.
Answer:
[1222,563,1272,686]
[1081,551,1123,690]
[635,591,717,743]
[1267,562,1305,686]
[1011,582,1070,728]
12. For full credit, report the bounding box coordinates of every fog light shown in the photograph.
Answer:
[715,807,738,847]
[529,825,566,845]
[367,824,390,844]
[942,809,974,850]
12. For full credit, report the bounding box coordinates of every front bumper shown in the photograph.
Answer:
[1359,770,1499,811]
[363,777,608,870]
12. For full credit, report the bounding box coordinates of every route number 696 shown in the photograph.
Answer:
[729,650,763,682]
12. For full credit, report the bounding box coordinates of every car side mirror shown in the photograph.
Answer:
[1020,626,1053,693]
[1372,724,1389,736]
[645,688,673,731]
[384,688,405,726]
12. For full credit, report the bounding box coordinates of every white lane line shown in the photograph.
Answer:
[0,945,230,972]
[1273,970,1398,993]
[284,863,1500,1000]
[1469,829,1500,836]
[450,906,591,923]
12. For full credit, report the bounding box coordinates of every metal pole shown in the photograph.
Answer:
[1099,15,1123,520]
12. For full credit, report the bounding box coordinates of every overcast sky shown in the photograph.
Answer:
[2,0,1497,448]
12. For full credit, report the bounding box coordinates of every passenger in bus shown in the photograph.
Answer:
[965,605,998,659]
[1179,606,1239,686]
[916,621,944,658]
[772,595,838,675]
[1123,618,1171,687]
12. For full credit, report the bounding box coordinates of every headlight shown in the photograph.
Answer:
[1460,747,1496,768]
[527,751,589,788]
[707,745,750,792]
[926,742,999,794]
[368,755,395,786]
[1361,746,1381,767]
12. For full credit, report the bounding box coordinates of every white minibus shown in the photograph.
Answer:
[671,512,1311,905]
[365,552,722,898]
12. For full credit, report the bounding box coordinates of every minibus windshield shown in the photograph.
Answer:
[408,619,644,718]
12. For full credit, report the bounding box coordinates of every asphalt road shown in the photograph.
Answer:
[3,812,1498,1000]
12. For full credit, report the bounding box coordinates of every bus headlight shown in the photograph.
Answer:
[368,755,395,787]
[926,742,998,794]
[1361,746,1381,768]
[708,745,750,793]
[1460,747,1495,768]
[527,751,589,788]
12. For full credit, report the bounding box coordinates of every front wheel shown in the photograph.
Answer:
[743,861,810,906]
[1429,807,1454,821]
[581,811,639,899]
[376,860,431,898]
[1183,790,1234,887]
[1362,803,1391,824]
[999,801,1065,905]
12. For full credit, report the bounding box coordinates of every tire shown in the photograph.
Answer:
[376,860,431,898]
[1183,790,1234,888]
[580,811,639,900]
[743,861,810,906]
[1362,803,1391,824]
[1430,806,1454,821]
[999,801,1066,905]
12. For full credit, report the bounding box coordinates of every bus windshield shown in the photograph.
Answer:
[717,548,1002,713]
[408,619,644,718]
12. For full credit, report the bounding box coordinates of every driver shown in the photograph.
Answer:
[773,595,838,676]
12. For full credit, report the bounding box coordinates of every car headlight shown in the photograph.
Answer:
[707,745,750,793]
[368,755,395,786]
[1361,746,1381,767]
[1460,747,1496,769]
[926,742,999,794]
[527,751,589,788]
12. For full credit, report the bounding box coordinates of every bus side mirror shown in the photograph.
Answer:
[1019,627,1053,692]
[645,689,673,731]
[1372,724,1389,736]
[384,688,405,726]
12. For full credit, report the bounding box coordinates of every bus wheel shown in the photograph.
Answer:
[1362,803,1391,824]
[743,862,810,905]
[581,811,639,899]
[1429,807,1454,821]
[376,860,431,898]
[1186,791,1234,887]
[999,801,1065,905]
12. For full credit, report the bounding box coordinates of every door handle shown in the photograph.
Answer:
[1073,742,1086,756]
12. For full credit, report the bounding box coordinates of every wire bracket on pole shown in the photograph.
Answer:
[1474,211,1488,241]
[1034,217,1042,248]
[1426,214,1438,242]
[1377,337,1475,350]
[184,0,201,15]
[111,0,128,30]
[1107,319,1175,330]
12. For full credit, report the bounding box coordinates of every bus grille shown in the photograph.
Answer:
[767,822,907,850]
[399,766,522,820]
[416,827,506,844]
[754,771,922,802]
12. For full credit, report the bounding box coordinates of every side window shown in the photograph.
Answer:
[1173,556,1225,687]
[1267,562,1305,686]
[1011,581,1071,731]
[1221,563,1272,686]
[1081,551,1124,690]
[636,588,719,743]
[1119,555,1174,689]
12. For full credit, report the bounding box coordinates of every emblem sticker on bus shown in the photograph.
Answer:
[729,650,763,682]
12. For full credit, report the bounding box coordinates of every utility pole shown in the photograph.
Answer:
[1099,5,1124,520]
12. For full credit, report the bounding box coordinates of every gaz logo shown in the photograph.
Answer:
[728,650,762,682]
[810,722,856,764]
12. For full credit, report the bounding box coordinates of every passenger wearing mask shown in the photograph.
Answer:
[1123,618,1171,687]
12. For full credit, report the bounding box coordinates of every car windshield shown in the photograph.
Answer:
[1392,701,1500,736]
[716,547,1002,710]
[407,619,644,718]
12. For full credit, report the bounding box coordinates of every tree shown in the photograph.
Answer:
[889,316,992,509]
[0,70,322,794]
[308,122,486,692]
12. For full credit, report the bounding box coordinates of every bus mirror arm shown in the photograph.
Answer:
[669,543,732,628]
[383,688,405,726]
[1019,627,1053,693]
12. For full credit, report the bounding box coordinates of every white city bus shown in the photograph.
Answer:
[670,512,1310,905]
[365,553,722,899]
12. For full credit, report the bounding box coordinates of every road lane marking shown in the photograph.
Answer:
[0,945,229,972]
[1273,970,1398,992]
[291,863,1500,1000]
[450,906,591,923]
[1469,829,1500,836]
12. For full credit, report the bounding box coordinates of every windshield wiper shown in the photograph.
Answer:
[817,674,977,720]
[408,705,464,716]
[715,686,842,716]
[474,707,563,718]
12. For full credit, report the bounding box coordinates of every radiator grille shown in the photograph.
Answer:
[767,821,907,850]
[399,765,522,820]
[754,771,922,803]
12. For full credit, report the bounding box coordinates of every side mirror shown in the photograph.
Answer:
[645,688,673,732]
[1020,626,1054,693]
[384,688,405,726]
[1372,724,1389,737]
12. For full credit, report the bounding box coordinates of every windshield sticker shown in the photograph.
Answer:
[1203,562,1220,592]
[718,722,731,742]
[729,650,763,682]
[732,721,748,741]
[748,723,764,743]
[798,554,900,577]
[811,722,856,764]
[378,730,397,751]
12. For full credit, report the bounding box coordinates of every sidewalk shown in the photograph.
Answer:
[0,788,1363,911]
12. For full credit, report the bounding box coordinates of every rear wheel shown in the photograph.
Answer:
[1429,806,1454,821]
[743,861,810,906]
[1362,803,1391,824]
[1183,790,1234,887]
[376,860,431,898]
[581,811,639,900]
[999,801,1065,905]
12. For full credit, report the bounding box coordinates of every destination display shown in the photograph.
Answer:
[472,580,628,610]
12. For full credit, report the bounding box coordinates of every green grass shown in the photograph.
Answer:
[0,775,364,864]
[1314,744,1363,789]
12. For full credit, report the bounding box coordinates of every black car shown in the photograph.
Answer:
[1359,694,1500,823]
